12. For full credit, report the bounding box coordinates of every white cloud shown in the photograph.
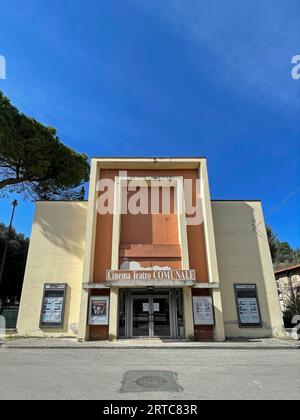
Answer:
[131,0,300,112]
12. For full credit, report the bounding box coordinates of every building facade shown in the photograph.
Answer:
[275,264,300,314]
[17,158,284,341]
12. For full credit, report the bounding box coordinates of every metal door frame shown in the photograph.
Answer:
[131,295,152,338]
[128,290,177,338]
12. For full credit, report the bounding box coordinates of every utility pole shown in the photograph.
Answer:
[0,200,18,291]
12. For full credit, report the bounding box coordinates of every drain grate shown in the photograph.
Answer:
[135,375,168,388]
[120,370,182,393]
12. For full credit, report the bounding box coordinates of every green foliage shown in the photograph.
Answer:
[275,242,294,264]
[266,226,278,261]
[0,91,90,200]
[0,223,29,299]
[267,225,299,269]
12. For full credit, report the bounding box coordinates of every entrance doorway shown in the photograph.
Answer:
[118,289,185,339]
[132,296,170,337]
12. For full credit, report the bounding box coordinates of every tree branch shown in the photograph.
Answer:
[0,177,20,189]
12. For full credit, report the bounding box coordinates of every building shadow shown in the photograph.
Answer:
[34,201,88,260]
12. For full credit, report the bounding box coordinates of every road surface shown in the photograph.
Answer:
[0,348,299,400]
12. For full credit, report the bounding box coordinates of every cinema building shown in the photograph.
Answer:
[17,158,284,341]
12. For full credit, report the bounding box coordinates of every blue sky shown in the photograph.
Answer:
[0,0,299,247]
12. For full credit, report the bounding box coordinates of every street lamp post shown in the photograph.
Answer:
[0,200,18,291]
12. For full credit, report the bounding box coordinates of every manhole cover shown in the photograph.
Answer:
[120,370,182,393]
[135,376,168,388]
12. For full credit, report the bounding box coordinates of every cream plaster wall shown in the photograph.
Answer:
[199,161,225,341]
[17,202,88,337]
[78,159,100,340]
[212,201,285,338]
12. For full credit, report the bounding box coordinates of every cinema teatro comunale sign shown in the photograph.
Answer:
[105,269,196,287]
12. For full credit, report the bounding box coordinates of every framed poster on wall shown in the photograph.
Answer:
[88,296,110,326]
[234,284,262,327]
[40,284,67,328]
[193,296,215,326]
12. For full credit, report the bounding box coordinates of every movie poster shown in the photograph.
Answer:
[88,296,109,325]
[193,296,215,325]
[237,297,260,325]
[235,284,261,326]
[41,296,64,324]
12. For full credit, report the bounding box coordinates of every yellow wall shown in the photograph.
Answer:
[212,201,285,338]
[17,202,88,337]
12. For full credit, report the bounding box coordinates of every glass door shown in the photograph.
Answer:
[153,297,171,337]
[132,297,150,337]
[131,295,171,338]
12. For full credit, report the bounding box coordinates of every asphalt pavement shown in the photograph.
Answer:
[0,348,299,400]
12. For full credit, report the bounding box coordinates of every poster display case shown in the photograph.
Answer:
[192,296,215,326]
[234,284,262,327]
[40,284,67,328]
[88,296,110,326]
